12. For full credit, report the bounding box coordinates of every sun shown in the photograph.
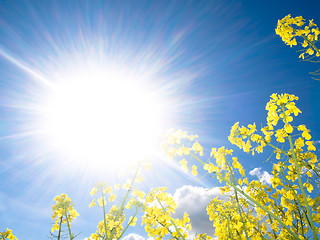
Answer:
[37,65,166,170]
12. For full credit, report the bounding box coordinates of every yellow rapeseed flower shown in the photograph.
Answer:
[276,14,320,60]
[191,165,198,176]
[0,229,18,240]
[51,194,79,233]
[179,159,188,172]
[89,199,96,208]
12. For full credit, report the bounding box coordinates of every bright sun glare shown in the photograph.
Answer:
[38,65,165,169]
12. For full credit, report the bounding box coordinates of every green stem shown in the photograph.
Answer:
[266,142,289,157]
[252,224,268,240]
[226,162,250,240]
[117,208,139,240]
[234,189,250,239]
[189,152,206,165]
[219,173,300,239]
[158,221,180,240]
[301,35,320,55]
[226,214,236,240]
[64,209,73,240]
[266,205,279,239]
[109,165,140,240]
[101,191,108,240]
[58,216,63,240]
[288,134,318,239]
[156,196,186,240]
[279,170,308,235]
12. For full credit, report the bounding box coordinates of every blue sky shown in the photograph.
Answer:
[0,0,319,239]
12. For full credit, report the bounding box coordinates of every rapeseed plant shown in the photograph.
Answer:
[276,15,320,80]
[163,93,319,239]
[3,14,320,240]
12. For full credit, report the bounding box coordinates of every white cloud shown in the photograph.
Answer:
[122,233,145,240]
[249,167,261,176]
[173,185,226,238]
[249,167,272,185]
[84,234,150,240]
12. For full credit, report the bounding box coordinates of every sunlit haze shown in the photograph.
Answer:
[35,61,168,169]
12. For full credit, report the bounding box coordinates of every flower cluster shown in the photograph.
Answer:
[275,14,320,59]
[162,129,202,176]
[89,205,126,240]
[207,197,265,239]
[163,93,320,239]
[89,181,117,208]
[229,93,304,156]
[142,187,191,239]
[0,229,18,240]
[51,194,79,234]
[87,164,149,240]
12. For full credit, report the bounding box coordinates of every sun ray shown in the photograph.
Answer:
[0,17,201,180]
[0,47,53,87]
[18,55,174,174]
